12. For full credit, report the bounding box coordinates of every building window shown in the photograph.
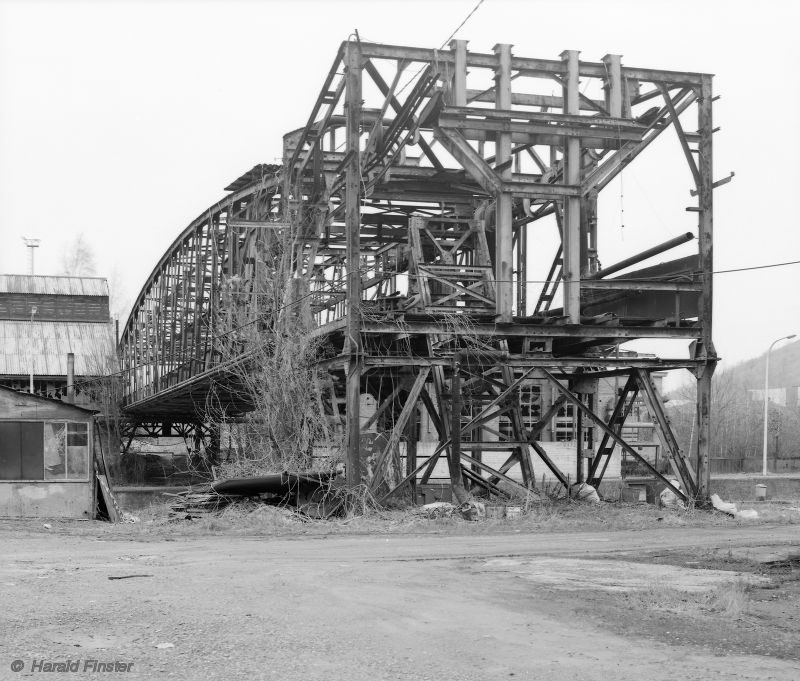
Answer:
[0,421,90,481]
[520,385,542,425]
[555,404,575,441]
[499,383,542,438]
[621,426,639,443]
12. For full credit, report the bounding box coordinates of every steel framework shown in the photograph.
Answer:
[119,40,720,502]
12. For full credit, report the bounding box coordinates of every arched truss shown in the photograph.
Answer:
[119,166,282,417]
[120,39,721,501]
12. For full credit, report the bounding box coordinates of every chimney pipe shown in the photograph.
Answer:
[29,306,37,393]
[67,353,75,402]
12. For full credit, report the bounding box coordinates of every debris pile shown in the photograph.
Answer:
[710,493,759,520]
[660,479,685,509]
[413,501,487,520]
[413,501,458,519]
[167,471,339,519]
[167,489,239,517]
[571,482,601,503]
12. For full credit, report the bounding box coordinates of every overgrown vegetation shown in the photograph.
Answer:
[207,218,343,480]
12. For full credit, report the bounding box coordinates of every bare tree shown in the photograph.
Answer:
[667,369,766,461]
[106,264,131,324]
[60,233,97,277]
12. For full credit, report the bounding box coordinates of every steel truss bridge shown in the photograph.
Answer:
[120,40,719,502]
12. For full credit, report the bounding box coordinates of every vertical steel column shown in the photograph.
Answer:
[695,73,715,499]
[596,56,621,280]
[344,41,363,489]
[450,39,468,106]
[602,54,623,117]
[516,218,527,314]
[449,357,468,503]
[579,196,597,275]
[494,43,514,323]
[404,406,418,501]
[576,396,584,483]
[561,50,581,324]
[515,152,527,314]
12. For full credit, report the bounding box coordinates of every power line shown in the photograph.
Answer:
[394,0,487,100]
[438,0,486,50]
[62,255,799,392]
[509,257,800,283]
[367,257,800,285]
[707,259,800,275]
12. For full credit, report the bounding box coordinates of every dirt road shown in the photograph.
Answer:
[1,523,798,680]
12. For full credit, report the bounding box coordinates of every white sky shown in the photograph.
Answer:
[1,0,798,380]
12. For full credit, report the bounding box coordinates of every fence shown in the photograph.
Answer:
[710,457,800,474]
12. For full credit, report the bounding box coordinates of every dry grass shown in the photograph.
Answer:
[620,578,751,619]
[4,498,798,540]
[97,498,744,539]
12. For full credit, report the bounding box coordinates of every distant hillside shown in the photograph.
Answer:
[724,340,800,389]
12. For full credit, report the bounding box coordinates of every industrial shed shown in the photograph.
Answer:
[0,274,116,400]
[0,386,97,518]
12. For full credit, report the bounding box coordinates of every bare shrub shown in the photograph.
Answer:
[206,221,343,481]
[76,350,125,478]
[706,579,749,618]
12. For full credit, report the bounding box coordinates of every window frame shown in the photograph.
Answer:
[0,419,92,483]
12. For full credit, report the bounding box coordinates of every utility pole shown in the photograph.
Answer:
[22,237,41,275]
[762,334,796,475]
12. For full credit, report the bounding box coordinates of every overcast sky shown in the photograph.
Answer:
[1,0,798,377]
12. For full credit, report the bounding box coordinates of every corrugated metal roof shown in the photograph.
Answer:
[0,274,109,297]
[0,320,116,377]
[0,385,98,413]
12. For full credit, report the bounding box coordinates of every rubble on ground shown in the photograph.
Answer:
[414,501,457,519]
[660,480,686,509]
[710,493,759,520]
[571,482,601,503]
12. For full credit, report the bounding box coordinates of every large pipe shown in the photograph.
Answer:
[588,232,695,280]
[539,232,696,317]
[67,353,75,402]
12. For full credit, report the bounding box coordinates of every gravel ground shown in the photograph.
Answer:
[0,521,798,680]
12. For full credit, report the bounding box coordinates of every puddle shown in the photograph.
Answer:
[725,546,800,565]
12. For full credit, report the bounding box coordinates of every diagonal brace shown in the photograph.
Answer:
[541,369,688,502]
